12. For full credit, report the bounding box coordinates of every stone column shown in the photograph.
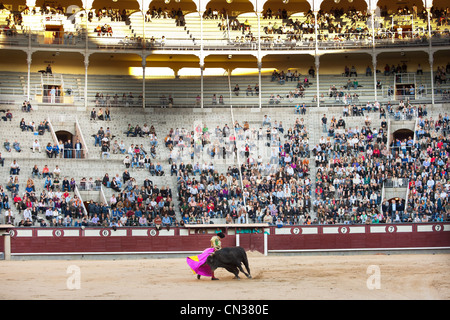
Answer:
[142,57,146,109]
[200,62,204,109]
[258,60,262,109]
[3,233,11,261]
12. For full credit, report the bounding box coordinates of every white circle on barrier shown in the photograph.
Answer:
[387,225,396,233]
[101,229,110,237]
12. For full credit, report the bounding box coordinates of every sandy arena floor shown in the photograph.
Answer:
[0,252,448,300]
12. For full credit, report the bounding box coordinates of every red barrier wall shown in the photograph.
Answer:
[267,224,450,252]
[2,223,449,256]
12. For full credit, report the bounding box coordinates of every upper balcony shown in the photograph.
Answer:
[0,0,449,53]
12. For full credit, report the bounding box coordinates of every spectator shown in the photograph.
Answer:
[32,139,41,153]
[10,160,20,175]
[13,140,21,152]
[233,84,240,96]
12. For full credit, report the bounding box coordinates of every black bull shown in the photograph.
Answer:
[206,247,252,279]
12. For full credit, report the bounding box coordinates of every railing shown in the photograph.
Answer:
[228,70,248,224]
[78,179,102,191]
[384,178,409,188]
[387,109,417,121]
[74,185,88,217]
[380,183,385,214]
[100,185,111,217]
[404,115,421,214]
[75,116,89,159]
[46,114,60,147]
[2,27,450,51]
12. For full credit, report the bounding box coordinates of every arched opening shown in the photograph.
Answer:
[206,0,255,17]
[55,130,73,143]
[262,0,311,17]
[319,0,368,12]
[392,128,414,144]
[390,128,414,159]
[387,197,406,205]
[55,130,74,158]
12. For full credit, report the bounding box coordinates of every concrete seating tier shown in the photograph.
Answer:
[1,101,448,226]
[2,8,445,50]
[0,69,447,110]
[128,13,193,47]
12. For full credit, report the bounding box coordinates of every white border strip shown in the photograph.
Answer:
[11,251,203,256]
[269,247,450,253]
[10,247,450,257]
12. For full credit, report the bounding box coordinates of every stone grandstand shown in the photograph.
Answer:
[0,0,448,228]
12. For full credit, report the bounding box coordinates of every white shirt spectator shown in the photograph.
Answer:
[32,140,41,152]
[23,208,32,221]
[53,166,61,177]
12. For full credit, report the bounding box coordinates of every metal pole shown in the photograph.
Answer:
[142,8,147,109]
[142,9,146,49]
[27,51,32,101]
[314,11,319,108]
[426,7,435,105]
[371,8,375,48]
[84,55,89,111]
[315,55,320,108]
[142,57,146,109]
[264,231,268,256]
[84,9,89,111]
[429,53,435,105]
[200,63,204,108]
[373,54,377,101]
[257,8,262,109]
[258,60,262,109]
[200,8,204,109]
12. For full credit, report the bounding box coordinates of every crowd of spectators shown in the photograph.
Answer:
[170,114,314,226]
[310,103,448,224]
[311,107,390,224]
[404,113,450,222]
[81,172,176,228]
[1,161,85,227]
[248,6,450,48]
[146,6,186,27]
[1,2,448,50]
[267,69,311,105]
[94,92,141,108]
[1,110,74,159]
[120,121,159,172]
[1,155,177,228]
[1,88,448,227]
[88,7,128,23]
[94,24,113,37]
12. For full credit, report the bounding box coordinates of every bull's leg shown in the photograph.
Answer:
[225,266,240,279]
[237,264,252,279]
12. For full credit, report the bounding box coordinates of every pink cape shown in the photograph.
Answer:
[186,247,215,277]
